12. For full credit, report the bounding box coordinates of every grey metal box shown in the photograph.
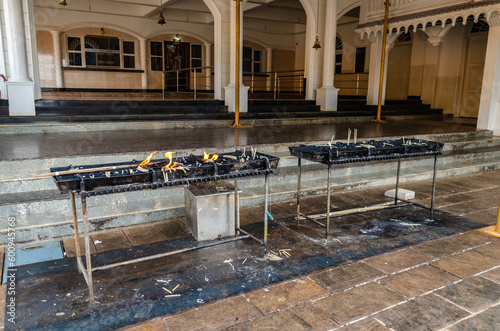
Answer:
[184,181,237,241]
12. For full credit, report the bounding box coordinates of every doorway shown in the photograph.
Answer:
[164,41,191,91]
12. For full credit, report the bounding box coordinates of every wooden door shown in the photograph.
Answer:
[460,34,487,118]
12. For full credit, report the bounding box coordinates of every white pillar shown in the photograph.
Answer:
[50,31,64,89]
[139,37,148,90]
[367,32,387,105]
[204,43,212,90]
[316,0,338,111]
[224,0,248,113]
[477,16,500,135]
[4,0,35,116]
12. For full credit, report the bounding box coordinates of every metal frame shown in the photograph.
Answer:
[295,153,439,241]
[70,174,271,304]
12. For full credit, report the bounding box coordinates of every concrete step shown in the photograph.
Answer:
[0,131,495,193]
[1,130,499,244]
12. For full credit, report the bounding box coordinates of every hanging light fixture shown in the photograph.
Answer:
[157,0,166,25]
[59,0,68,6]
[313,0,321,49]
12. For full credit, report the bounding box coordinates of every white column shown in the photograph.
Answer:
[477,16,500,135]
[367,33,386,105]
[204,43,212,90]
[139,37,148,90]
[4,0,35,115]
[27,0,41,100]
[50,31,64,89]
[316,0,338,111]
[224,0,248,113]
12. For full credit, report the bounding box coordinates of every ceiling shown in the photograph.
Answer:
[35,0,309,26]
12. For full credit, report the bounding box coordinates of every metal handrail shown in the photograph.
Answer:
[335,73,369,96]
[244,69,305,99]
[162,66,214,100]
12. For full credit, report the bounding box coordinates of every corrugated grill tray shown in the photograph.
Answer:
[51,151,279,193]
[289,138,444,165]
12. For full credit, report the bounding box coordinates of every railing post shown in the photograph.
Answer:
[356,74,360,96]
[194,69,197,100]
[176,71,179,93]
[251,73,254,93]
[299,75,303,95]
[273,72,278,100]
[162,72,165,100]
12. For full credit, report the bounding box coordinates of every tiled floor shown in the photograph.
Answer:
[2,171,500,330]
[47,171,500,331]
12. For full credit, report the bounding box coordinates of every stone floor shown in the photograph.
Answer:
[116,171,500,331]
[2,170,499,330]
[0,119,476,160]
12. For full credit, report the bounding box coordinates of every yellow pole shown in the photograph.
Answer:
[496,200,500,233]
[478,199,500,238]
[229,0,251,129]
[235,0,240,126]
[371,0,390,124]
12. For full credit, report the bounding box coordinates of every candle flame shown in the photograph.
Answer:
[203,151,218,162]
[162,152,177,170]
[139,151,157,167]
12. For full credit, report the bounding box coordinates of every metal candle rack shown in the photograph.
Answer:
[49,150,279,303]
[289,138,444,240]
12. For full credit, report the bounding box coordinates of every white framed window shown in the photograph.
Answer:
[122,40,136,69]
[191,44,202,72]
[150,41,163,71]
[66,35,84,67]
[243,47,263,73]
[65,34,138,69]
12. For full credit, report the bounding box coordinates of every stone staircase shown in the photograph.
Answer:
[0,97,443,125]
[1,130,499,244]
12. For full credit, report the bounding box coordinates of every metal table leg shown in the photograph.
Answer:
[430,154,438,220]
[395,159,401,205]
[296,158,302,225]
[70,192,82,274]
[80,194,95,303]
[326,164,331,241]
[235,178,240,235]
[264,173,269,253]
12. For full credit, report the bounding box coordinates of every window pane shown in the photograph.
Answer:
[355,47,366,73]
[335,64,342,74]
[151,42,163,56]
[69,53,82,66]
[151,57,163,71]
[243,47,252,60]
[253,62,262,73]
[335,54,342,63]
[192,59,202,68]
[123,41,135,54]
[123,55,135,68]
[85,36,120,51]
[191,44,202,58]
[67,37,81,51]
[243,60,251,73]
[96,53,120,66]
[85,52,96,66]
[254,50,262,61]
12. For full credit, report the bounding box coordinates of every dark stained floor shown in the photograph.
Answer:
[0,119,476,160]
[4,171,500,330]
